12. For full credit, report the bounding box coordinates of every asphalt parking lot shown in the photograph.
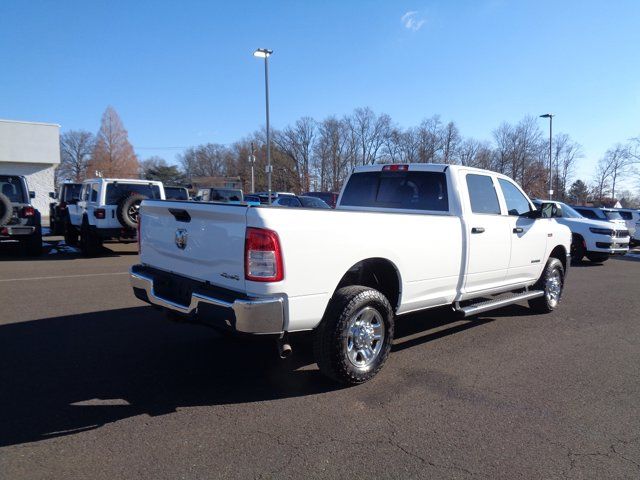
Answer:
[1,237,639,479]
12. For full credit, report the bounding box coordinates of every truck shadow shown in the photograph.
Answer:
[0,304,511,447]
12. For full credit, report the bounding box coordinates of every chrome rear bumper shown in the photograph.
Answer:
[130,268,284,334]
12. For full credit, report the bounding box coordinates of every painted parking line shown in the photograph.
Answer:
[0,272,129,282]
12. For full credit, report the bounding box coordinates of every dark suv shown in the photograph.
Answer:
[0,174,43,255]
[49,182,82,235]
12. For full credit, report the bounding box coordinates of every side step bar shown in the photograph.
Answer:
[457,290,544,318]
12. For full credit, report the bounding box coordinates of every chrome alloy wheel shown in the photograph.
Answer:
[345,306,385,369]
[545,269,562,308]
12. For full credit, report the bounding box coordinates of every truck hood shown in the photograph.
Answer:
[562,216,626,231]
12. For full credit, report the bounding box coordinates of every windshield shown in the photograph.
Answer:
[0,175,27,203]
[558,203,584,219]
[105,183,162,205]
[300,196,330,209]
[62,184,82,202]
[603,210,623,220]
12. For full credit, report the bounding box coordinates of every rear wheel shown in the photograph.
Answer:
[528,257,565,313]
[570,236,585,263]
[22,228,43,256]
[313,286,394,385]
[64,221,79,246]
[586,253,609,263]
[79,220,102,256]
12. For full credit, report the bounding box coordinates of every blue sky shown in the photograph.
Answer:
[1,0,639,184]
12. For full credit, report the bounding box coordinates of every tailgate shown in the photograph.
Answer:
[140,200,248,291]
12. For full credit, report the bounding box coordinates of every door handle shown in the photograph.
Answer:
[471,227,485,234]
[513,227,524,233]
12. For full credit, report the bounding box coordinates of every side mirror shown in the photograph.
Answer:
[29,191,36,199]
[49,192,56,199]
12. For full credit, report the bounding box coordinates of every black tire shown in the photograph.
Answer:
[79,219,102,257]
[313,286,394,385]
[528,257,565,313]
[64,221,79,246]
[117,193,147,229]
[586,253,609,263]
[0,192,12,226]
[23,227,43,256]
[570,235,585,263]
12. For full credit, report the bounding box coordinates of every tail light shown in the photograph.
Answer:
[382,164,409,172]
[20,206,35,218]
[59,201,67,210]
[245,227,283,282]
[94,208,106,219]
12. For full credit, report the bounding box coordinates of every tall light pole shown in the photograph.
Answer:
[248,142,256,193]
[253,48,273,204]
[539,113,554,199]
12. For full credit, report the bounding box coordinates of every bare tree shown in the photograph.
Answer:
[179,143,232,178]
[601,144,631,200]
[457,138,494,169]
[441,121,461,164]
[348,107,391,166]
[552,133,582,201]
[89,106,139,178]
[314,117,354,191]
[58,130,95,183]
[273,117,316,192]
[416,115,443,163]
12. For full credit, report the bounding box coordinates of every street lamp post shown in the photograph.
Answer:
[253,48,273,204]
[248,142,256,193]
[539,113,554,199]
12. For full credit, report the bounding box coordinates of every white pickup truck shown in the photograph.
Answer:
[131,164,572,385]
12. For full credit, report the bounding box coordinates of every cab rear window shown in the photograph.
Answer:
[340,171,448,211]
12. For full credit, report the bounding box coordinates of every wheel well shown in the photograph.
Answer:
[549,245,567,271]
[335,258,401,311]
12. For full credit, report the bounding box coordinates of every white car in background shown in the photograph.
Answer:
[533,200,630,263]
[571,206,627,228]
[614,208,640,246]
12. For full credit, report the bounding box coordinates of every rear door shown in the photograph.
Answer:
[496,178,548,284]
[462,172,511,294]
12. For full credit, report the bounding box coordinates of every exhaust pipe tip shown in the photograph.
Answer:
[277,342,292,359]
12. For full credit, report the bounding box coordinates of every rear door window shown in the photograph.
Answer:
[466,174,501,214]
[340,171,449,211]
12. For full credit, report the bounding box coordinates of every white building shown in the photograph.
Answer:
[0,119,60,222]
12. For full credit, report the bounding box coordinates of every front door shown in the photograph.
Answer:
[496,178,548,284]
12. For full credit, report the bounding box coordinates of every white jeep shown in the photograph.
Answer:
[66,178,165,255]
